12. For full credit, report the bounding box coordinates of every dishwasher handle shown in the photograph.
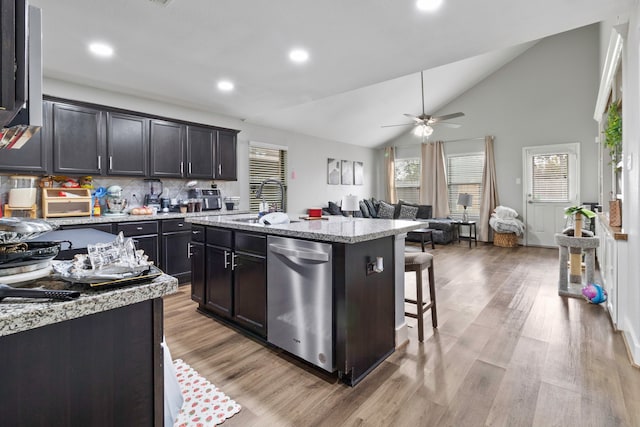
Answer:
[269,243,330,262]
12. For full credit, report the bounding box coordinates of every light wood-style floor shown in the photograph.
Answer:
[163,242,640,427]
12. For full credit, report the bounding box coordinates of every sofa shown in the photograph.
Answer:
[322,198,458,244]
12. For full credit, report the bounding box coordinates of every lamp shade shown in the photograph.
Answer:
[341,194,359,212]
[457,193,473,207]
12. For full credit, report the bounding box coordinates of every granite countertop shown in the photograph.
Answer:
[47,209,248,226]
[189,214,423,243]
[0,273,178,337]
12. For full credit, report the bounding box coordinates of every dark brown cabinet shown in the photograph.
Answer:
[193,226,267,338]
[52,102,104,175]
[186,125,215,179]
[216,130,238,180]
[0,101,50,172]
[160,218,191,284]
[189,226,205,304]
[149,119,184,178]
[106,112,147,176]
[0,0,26,127]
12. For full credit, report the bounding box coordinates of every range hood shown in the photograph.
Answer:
[0,1,42,149]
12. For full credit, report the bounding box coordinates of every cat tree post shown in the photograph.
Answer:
[569,213,583,283]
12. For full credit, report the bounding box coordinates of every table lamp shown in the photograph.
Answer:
[341,194,359,217]
[457,193,473,222]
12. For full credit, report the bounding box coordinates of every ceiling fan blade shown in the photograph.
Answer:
[403,113,423,123]
[381,123,415,128]
[430,112,465,122]
[432,122,462,128]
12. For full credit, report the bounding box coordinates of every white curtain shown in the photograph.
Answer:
[479,136,499,241]
[385,146,397,203]
[420,141,450,218]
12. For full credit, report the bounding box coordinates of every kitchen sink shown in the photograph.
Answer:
[231,217,300,224]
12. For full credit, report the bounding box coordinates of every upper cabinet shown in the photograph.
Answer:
[186,125,215,179]
[216,130,238,180]
[52,102,104,175]
[0,100,50,172]
[106,112,148,176]
[42,98,239,180]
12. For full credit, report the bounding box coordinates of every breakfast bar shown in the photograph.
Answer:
[188,214,422,385]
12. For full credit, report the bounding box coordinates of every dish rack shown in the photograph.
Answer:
[42,188,92,218]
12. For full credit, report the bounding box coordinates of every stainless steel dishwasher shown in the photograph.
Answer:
[267,235,334,372]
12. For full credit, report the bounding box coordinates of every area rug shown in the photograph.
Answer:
[173,359,241,426]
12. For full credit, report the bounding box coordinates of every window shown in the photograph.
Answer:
[447,153,484,217]
[531,153,569,201]
[394,157,420,203]
[249,145,287,213]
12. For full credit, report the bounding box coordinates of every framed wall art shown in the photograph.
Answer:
[353,161,364,185]
[341,160,353,185]
[327,158,341,185]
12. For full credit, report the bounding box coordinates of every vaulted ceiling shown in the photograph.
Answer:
[30,0,632,147]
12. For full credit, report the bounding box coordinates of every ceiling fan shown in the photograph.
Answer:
[382,71,464,139]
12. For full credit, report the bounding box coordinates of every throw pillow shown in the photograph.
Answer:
[359,201,370,218]
[327,201,342,216]
[399,200,432,219]
[398,204,418,220]
[363,199,378,218]
[377,201,396,219]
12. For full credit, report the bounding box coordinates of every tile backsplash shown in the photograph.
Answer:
[0,175,240,217]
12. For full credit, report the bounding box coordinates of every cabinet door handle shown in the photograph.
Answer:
[97,155,101,169]
[189,162,192,174]
[192,230,200,235]
[218,164,222,175]
[109,156,113,170]
[180,162,184,175]
[231,253,238,271]
[187,242,192,258]
[178,223,184,227]
[136,226,143,231]
[224,250,230,269]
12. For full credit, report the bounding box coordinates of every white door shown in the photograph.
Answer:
[523,143,580,247]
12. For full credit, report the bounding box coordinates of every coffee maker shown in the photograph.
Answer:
[143,179,163,209]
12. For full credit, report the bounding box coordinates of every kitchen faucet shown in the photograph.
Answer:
[256,179,284,212]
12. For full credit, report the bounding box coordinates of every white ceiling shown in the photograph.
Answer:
[30,0,632,148]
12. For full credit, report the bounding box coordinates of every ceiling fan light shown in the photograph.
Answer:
[413,124,433,137]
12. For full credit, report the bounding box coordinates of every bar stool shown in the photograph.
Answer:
[404,252,437,342]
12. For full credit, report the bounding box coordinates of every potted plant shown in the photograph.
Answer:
[604,100,622,166]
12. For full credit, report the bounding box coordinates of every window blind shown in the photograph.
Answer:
[394,157,420,203]
[531,153,569,201]
[249,146,287,212]
[447,153,484,216]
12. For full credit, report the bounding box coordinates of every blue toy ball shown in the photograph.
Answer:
[582,283,607,304]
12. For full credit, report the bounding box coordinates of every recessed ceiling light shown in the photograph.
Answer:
[89,42,114,58]
[416,0,443,12]
[217,80,234,92]
[289,48,309,63]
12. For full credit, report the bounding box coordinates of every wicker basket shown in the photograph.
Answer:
[494,232,518,248]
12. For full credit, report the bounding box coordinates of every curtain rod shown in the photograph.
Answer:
[439,136,490,143]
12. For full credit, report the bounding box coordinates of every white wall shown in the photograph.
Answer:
[386,24,601,216]
[43,78,379,214]
[603,5,640,365]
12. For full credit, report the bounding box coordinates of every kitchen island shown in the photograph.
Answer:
[188,214,422,386]
[0,273,178,426]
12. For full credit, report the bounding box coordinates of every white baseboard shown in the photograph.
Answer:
[395,322,408,349]
[623,318,640,367]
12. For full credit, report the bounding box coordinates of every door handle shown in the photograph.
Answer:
[189,162,192,174]
[180,162,184,175]
[268,244,330,262]
[97,155,101,170]
[187,242,192,258]
[109,156,113,170]
[231,253,238,270]
[218,164,222,175]
[224,250,230,269]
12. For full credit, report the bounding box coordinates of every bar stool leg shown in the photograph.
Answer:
[416,268,424,342]
[428,265,437,328]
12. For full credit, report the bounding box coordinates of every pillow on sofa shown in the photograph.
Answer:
[327,201,342,215]
[363,199,378,218]
[400,200,432,219]
[359,201,370,218]
[377,201,396,219]
[398,204,418,220]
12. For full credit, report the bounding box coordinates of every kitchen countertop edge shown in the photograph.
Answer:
[46,210,249,226]
[0,274,178,337]
[188,215,424,243]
